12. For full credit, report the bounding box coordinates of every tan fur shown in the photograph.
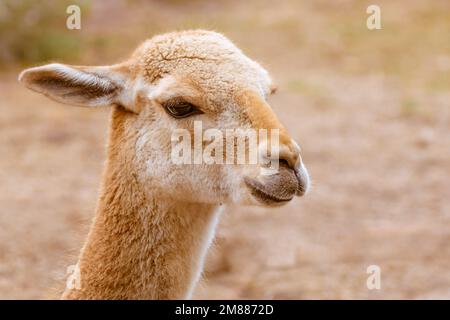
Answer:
[19,30,310,299]
[62,109,219,299]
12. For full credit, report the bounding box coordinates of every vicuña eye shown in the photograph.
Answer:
[163,100,202,119]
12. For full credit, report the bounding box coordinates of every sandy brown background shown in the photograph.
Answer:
[0,0,449,299]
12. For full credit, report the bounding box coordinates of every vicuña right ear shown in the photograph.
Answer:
[18,63,130,108]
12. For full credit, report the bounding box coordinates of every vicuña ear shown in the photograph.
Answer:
[18,63,130,108]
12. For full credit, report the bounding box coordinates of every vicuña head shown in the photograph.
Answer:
[19,30,310,299]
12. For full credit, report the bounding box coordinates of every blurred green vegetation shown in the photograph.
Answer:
[0,0,448,97]
[0,0,90,67]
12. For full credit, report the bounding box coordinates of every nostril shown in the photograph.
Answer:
[278,146,300,170]
[258,142,300,170]
[278,159,289,168]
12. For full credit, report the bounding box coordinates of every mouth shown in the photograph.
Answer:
[244,177,294,205]
[244,163,301,206]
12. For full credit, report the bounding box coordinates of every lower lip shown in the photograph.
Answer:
[245,180,294,204]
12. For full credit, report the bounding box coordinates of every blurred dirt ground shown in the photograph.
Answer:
[0,0,449,299]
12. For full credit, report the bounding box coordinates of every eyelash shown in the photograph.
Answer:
[162,99,203,119]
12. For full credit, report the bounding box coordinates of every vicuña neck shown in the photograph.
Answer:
[62,108,221,299]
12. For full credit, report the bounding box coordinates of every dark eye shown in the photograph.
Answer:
[163,100,202,119]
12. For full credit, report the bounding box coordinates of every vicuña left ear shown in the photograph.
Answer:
[18,63,131,108]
